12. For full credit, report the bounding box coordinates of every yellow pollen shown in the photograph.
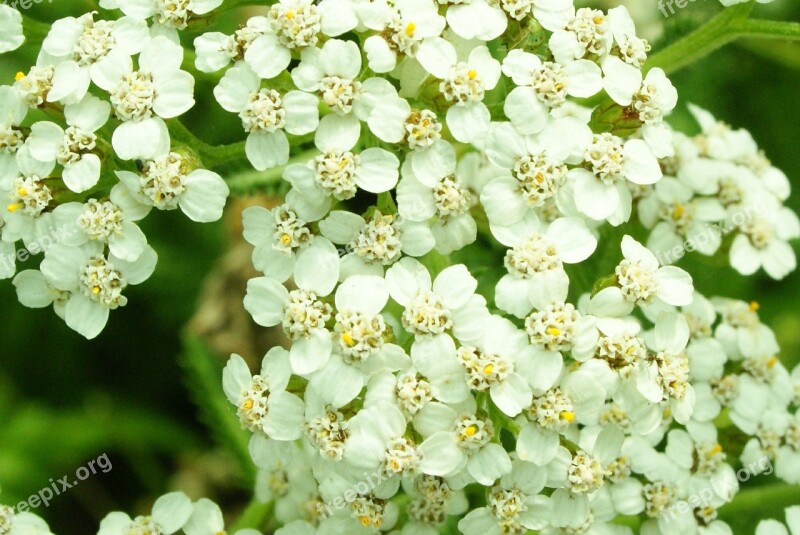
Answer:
[92,286,101,295]
[663,407,672,418]
[280,233,292,245]
[15,71,25,81]
[341,333,355,347]
[242,399,255,411]
[593,15,605,24]
[285,10,295,19]
[405,22,416,37]
[16,187,27,196]
[6,203,21,212]
[546,327,561,336]
[709,444,723,456]
[560,411,575,423]
[749,301,760,312]
[467,69,477,80]
[359,516,371,527]
[767,357,778,368]
[464,425,477,436]
[672,204,685,219]
[483,364,494,376]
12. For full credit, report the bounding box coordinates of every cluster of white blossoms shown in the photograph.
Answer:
[2,0,799,533]
[1,6,231,339]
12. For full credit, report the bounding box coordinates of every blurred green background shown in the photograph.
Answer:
[0,0,798,532]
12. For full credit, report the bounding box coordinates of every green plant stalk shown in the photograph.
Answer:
[647,2,800,75]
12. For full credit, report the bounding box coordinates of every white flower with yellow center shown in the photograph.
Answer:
[362,0,446,73]
[491,212,596,318]
[730,192,800,280]
[214,62,319,172]
[414,399,512,484]
[386,257,487,345]
[502,49,602,135]
[480,119,590,226]
[2,145,55,247]
[51,184,150,262]
[27,94,110,193]
[549,7,612,65]
[415,39,501,144]
[91,36,195,161]
[38,241,157,339]
[0,5,23,54]
[570,132,662,224]
[193,17,270,73]
[244,238,340,374]
[343,401,419,475]
[116,147,229,223]
[97,492,193,535]
[223,349,305,440]
[396,143,478,255]
[13,65,55,109]
[42,12,148,104]
[590,236,693,317]
[242,0,357,79]
[285,113,399,210]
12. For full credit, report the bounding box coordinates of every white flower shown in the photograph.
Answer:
[93,36,195,160]
[415,401,512,484]
[729,192,800,280]
[570,132,661,224]
[0,85,28,173]
[480,119,590,226]
[415,39,501,143]
[344,401,421,475]
[183,499,261,535]
[445,0,507,41]
[385,257,483,343]
[0,5,24,54]
[12,269,70,317]
[243,0,357,79]
[291,39,366,117]
[502,49,602,135]
[397,142,478,255]
[0,504,53,535]
[549,7,612,65]
[39,242,158,338]
[214,62,319,171]
[361,0,446,73]
[2,144,56,248]
[223,349,305,440]
[42,12,148,104]
[242,200,328,282]
[27,94,111,193]
[589,235,693,317]
[318,209,432,278]
[638,177,727,260]
[116,148,229,223]
[97,492,192,535]
[490,212,597,317]
[285,113,400,208]
[51,183,150,262]
[193,17,270,73]
[108,0,223,39]
[243,238,340,374]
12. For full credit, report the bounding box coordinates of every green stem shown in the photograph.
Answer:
[646,3,755,74]
[735,19,800,40]
[229,498,274,532]
[166,119,246,169]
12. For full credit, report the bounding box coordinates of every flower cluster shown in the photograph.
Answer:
[1,0,798,533]
[2,9,230,338]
